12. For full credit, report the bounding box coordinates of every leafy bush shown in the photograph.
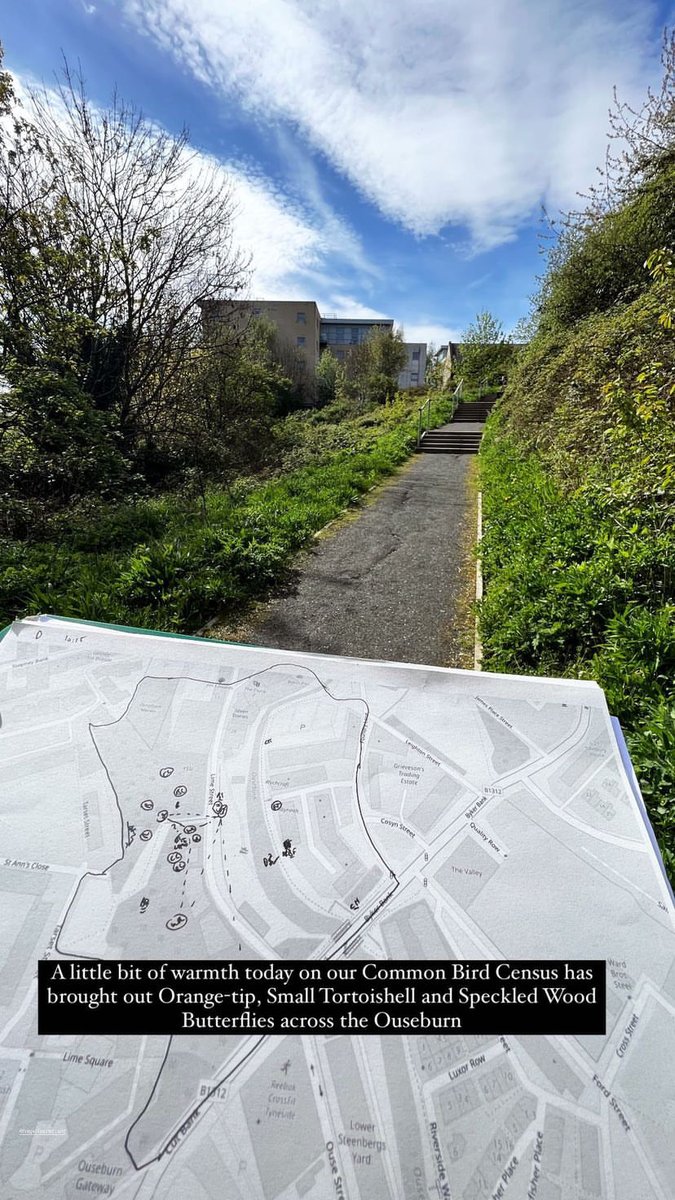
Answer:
[479,344,675,875]
[540,165,675,330]
[0,389,455,632]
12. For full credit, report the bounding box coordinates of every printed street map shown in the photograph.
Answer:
[0,617,674,1199]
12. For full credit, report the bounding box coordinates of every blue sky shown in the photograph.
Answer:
[2,0,673,346]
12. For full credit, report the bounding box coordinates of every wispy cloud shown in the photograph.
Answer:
[273,129,380,281]
[120,0,657,248]
[228,161,380,298]
[8,70,371,302]
[226,162,325,297]
[467,273,493,291]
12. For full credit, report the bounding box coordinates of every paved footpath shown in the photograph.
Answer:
[221,437,476,667]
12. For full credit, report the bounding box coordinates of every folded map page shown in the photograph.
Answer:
[0,615,674,1200]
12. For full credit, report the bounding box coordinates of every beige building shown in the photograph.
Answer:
[200,298,428,393]
[200,298,322,370]
[438,341,462,386]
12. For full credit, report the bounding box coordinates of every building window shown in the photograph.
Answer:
[411,372,419,383]
[412,349,420,361]
[297,336,306,346]
[296,312,306,324]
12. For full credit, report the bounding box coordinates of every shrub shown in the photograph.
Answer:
[0,389,456,633]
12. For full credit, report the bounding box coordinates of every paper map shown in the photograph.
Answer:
[0,616,674,1199]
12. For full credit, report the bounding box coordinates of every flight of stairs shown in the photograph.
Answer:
[453,399,495,421]
[419,428,483,454]
[419,394,498,455]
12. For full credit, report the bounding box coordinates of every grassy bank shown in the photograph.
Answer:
[475,81,675,879]
[479,411,675,878]
[1,390,455,634]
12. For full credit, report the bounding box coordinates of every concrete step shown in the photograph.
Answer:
[420,431,483,454]
[455,399,495,408]
[454,408,492,419]
[422,434,482,443]
[420,445,480,454]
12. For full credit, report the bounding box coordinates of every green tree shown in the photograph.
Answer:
[0,42,12,125]
[340,326,407,406]
[262,322,316,411]
[536,30,675,333]
[460,311,513,388]
[315,348,342,406]
[537,165,675,330]
[368,326,408,402]
[425,341,451,389]
[511,314,537,343]
[173,321,280,512]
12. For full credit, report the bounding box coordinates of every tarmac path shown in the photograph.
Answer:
[215,441,477,668]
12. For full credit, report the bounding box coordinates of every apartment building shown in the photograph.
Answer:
[200,298,322,370]
[319,315,394,362]
[320,317,426,388]
[201,298,427,392]
[399,342,427,389]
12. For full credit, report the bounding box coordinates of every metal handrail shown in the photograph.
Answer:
[416,395,431,447]
[416,378,464,447]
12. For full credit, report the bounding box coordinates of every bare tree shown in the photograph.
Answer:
[1,62,249,448]
[0,42,13,127]
[561,27,675,233]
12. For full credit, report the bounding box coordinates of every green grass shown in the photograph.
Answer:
[478,413,675,880]
[0,390,455,634]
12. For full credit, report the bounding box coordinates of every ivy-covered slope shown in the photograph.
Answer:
[479,177,675,877]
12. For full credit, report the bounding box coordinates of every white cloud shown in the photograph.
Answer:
[272,130,380,281]
[8,71,372,303]
[120,0,658,247]
[401,322,464,348]
[226,164,325,297]
[228,163,381,297]
[317,295,390,319]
